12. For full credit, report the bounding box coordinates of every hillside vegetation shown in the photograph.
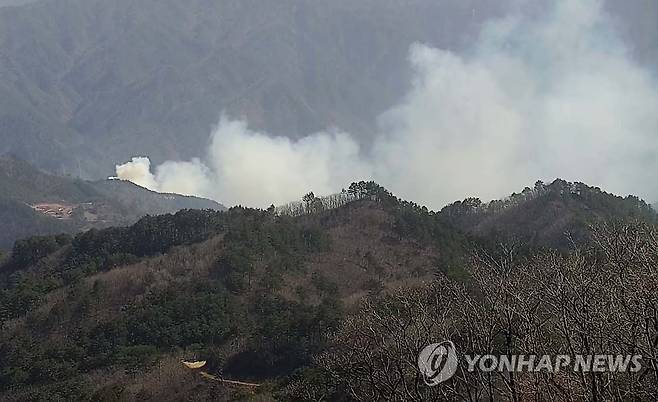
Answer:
[0,180,655,400]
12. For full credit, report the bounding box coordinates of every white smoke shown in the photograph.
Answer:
[116,119,371,207]
[116,0,658,209]
[115,157,159,190]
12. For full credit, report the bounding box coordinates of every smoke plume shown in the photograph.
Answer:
[116,0,658,209]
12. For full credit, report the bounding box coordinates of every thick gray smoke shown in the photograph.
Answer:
[116,0,658,209]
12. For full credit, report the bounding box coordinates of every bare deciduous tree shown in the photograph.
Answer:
[296,222,658,401]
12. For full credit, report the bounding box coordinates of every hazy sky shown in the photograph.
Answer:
[0,0,37,7]
[117,0,658,209]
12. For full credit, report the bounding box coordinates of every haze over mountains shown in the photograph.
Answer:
[1,0,658,209]
[0,0,506,178]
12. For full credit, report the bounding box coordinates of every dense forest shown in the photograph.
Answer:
[0,180,656,400]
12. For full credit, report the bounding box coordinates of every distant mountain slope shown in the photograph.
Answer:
[439,179,657,248]
[0,0,656,180]
[0,0,509,178]
[0,156,224,249]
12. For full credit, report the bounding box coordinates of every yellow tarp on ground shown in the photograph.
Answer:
[182,360,207,369]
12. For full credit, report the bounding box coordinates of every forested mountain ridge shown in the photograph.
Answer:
[0,180,655,400]
[0,156,224,249]
[0,190,452,400]
[440,179,656,249]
